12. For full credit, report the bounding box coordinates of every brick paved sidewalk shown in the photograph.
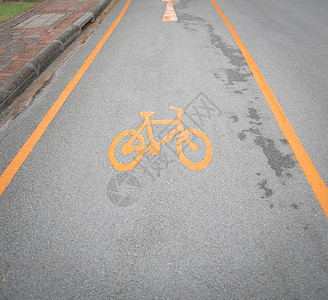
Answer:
[0,0,100,86]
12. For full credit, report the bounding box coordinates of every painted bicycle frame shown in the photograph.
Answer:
[109,106,212,171]
[121,106,198,156]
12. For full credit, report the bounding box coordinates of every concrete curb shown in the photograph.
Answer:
[0,0,113,112]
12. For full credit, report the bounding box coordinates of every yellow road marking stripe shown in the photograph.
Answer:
[162,0,178,22]
[209,0,328,218]
[0,0,132,197]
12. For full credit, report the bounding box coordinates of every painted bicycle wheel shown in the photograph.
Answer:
[177,128,212,171]
[108,129,145,171]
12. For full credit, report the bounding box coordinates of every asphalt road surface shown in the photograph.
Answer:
[1,0,328,298]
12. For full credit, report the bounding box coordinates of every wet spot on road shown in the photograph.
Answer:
[254,136,295,177]
[247,127,261,135]
[247,108,261,121]
[175,0,191,10]
[225,68,251,85]
[234,88,248,95]
[291,203,299,209]
[207,24,246,67]
[238,127,261,141]
[238,132,246,141]
[178,13,252,84]
[249,121,262,125]
[258,180,273,198]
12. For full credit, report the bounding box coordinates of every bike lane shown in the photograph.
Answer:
[0,0,327,298]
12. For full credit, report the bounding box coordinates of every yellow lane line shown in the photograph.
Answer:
[0,0,132,197]
[209,0,328,218]
[162,0,178,22]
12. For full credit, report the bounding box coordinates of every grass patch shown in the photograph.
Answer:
[0,0,39,24]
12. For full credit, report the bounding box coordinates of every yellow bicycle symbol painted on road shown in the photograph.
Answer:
[108,106,213,171]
